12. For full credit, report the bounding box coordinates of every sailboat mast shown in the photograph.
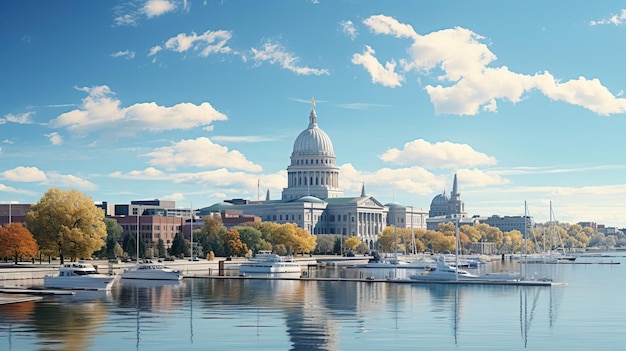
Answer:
[455,217,459,281]
[190,202,193,260]
[136,208,140,263]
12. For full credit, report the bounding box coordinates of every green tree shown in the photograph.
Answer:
[98,218,123,259]
[25,188,106,264]
[157,238,167,258]
[234,226,270,253]
[169,232,186,257]
[314,234,336,254]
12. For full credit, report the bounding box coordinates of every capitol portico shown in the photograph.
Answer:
[199,100,427,250]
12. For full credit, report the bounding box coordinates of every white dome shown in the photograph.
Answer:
[291,109,334,157]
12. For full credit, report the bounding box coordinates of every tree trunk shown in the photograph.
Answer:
[60,252,64,265]
[14,252,18,265]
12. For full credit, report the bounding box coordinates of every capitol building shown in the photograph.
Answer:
[199,101,428,250]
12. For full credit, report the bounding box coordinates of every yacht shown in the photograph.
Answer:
[121,261,183,281]
[410,256,480,281]
[239,251,301,275]
[44,262,117,291]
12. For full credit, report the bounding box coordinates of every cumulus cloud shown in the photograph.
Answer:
[250,41,330,76]
[144,137,262,172]
[109,167,167,179]
[49,85,228,135]
[110,50,136,59]
[352,45,403,87]
[379,139,497,168]
[339,163,440,196]
[356,14,626,116]
[47,173,98,190]
[2,166,47,182]
[45,132,63,145]
[144,0,176,18]
[340,20,357,40]
[590,9,626,26]
[0,166,96,190]
[2,111,35,124]
[163,30,232,57]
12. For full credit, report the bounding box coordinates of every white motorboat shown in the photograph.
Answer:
[121,261,183,281]
[239,251,301,275]
[44,262,117,291]
[410,256,480,281]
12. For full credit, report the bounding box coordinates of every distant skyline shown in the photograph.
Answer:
[2,1,626,227]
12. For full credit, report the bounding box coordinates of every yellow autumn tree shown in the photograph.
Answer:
[25,188,106,263]
[343,236,362,252]
[0,223,39,264]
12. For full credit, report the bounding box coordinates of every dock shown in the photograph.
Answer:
[0,287,75,305]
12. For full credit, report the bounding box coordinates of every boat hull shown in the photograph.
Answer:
[239,263,301,274]
[43,275,117,291]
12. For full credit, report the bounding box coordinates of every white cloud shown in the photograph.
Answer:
[1,166,96,190]
[357,14,626,116]
[0,183,37,195]
[47,173,98,190]
[144,137,263,172]
[250,41,330,76]
[3,111,35,124]
[2,166,47,182]
[109,167,167,179]
[211,135,275,143]
[113,0,177,27]
[164,30,232,56]
[45,132,63,145]
[590,9,626,26]
[144,0,176,18]
[148,45,162,56]
[113,14,137,27]
[363,14,419,39]
[49,85,228,135]
[162,192,185,201]
[174,169,286,196]
[351,45,403,87]
[340,20,357,40]
[455,168,509,188]
[379,139,497,168]
[339,163,440,196]
[110,50,136,59]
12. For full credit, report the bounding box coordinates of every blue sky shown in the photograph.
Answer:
[2,1,626,227]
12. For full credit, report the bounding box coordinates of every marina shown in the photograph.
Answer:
[0,253,624,350]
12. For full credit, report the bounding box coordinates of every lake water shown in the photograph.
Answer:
[1,254,625,351]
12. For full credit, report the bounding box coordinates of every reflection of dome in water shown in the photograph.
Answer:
[291,109,334,157]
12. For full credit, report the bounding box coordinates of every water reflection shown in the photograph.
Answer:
[0,275,562,351]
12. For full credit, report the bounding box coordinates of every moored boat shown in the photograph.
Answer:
[121,261,183,281]
[239,251,301,275]
[43,262,117,291]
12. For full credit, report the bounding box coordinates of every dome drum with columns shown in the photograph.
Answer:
[200,99,428,250]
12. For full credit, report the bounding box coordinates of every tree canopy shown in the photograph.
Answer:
[0,223,39,264]
[25,188,106,263]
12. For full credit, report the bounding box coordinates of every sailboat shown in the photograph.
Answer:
[525,202,575,264]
